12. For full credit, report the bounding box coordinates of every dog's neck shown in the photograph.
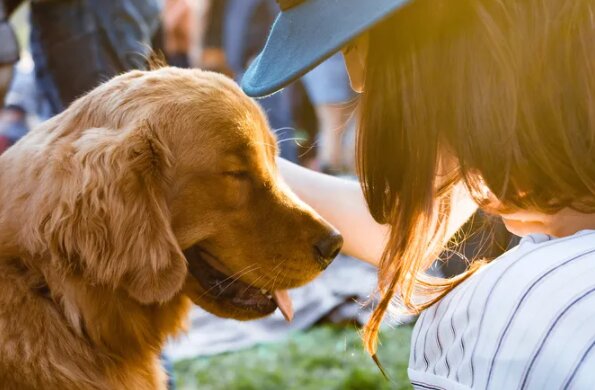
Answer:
[7,254,190,360]
[57,269,191,357]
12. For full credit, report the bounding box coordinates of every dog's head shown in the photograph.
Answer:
[15,68,341,320]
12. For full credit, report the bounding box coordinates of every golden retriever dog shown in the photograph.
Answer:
[0,67,343,389]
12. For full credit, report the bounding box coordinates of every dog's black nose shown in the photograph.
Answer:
[314,232,343,269]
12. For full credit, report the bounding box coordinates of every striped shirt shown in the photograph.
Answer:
[409,229,595,390]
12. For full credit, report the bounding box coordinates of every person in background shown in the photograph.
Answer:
[200,0,233,76]
[0,104,28,153]
[301,52,355,175]
[1,0,163,142]
[0,56,39,154]
[223,0,298,162]
[0,0,19,106]
[10,0,162,116]
[1,1,25,154]
[162,0,197,68]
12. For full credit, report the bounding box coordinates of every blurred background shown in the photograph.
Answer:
[0,1,515,389]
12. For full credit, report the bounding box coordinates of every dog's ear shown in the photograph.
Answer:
[41,122,187,304]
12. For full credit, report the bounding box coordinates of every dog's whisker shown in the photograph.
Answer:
[270,258,289,273]
[276,136,302,143]
[237,259,287,295]
[214,266,260,292]
[275,268,287,292]
[267,259,288,283]
[268,270,281,292]
[296,140,320,158]
[214,265,264,298]
[240,258,289,295]
[270,126,296,135]
[195,264,261,300]
[275,273,288,295]
[216,264,259,286]
[240,274,266,295]
[267,259,289,291]
[276,138,307,146]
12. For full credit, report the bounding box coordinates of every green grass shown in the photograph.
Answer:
[174,324,413,390]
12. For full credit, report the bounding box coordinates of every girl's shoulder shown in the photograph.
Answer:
[409,230,595,390]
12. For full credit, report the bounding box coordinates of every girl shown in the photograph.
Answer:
[243,0,595,388]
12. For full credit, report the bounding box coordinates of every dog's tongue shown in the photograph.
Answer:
[272,290,293,322]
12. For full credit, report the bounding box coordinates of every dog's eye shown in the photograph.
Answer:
[224,171,250,180]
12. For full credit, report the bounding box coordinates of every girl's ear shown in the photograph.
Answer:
[41,122,187,304]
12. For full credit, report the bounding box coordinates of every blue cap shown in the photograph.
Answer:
[241,0,410,97]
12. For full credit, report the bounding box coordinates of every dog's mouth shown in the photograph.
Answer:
[183,245,294,321]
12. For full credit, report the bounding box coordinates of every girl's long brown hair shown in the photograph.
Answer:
[358,0,595,358]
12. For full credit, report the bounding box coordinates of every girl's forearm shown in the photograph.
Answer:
[278,159,478,267]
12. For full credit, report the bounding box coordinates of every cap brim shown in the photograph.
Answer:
[241,0,410,98]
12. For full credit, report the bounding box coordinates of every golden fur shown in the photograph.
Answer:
[0,67,339,389]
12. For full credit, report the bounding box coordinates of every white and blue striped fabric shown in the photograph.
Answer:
[409,230,595,390]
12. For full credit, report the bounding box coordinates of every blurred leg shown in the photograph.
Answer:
[0,66,13,106]
[301,53,355,174]
[315,103,353,174]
